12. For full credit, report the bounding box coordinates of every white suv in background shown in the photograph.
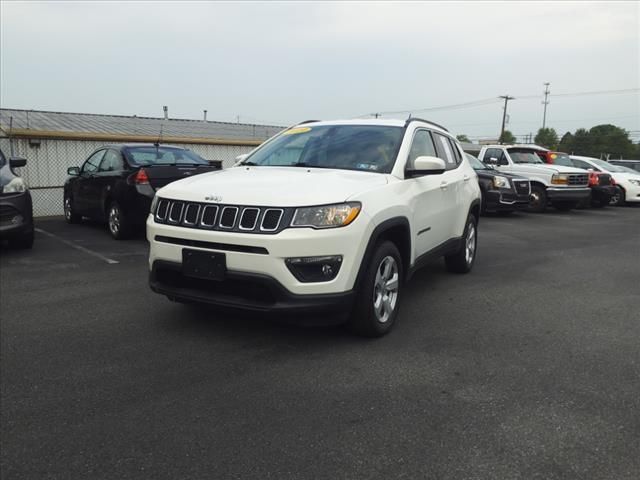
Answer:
[570,156,640,206]
[147,119,481,336]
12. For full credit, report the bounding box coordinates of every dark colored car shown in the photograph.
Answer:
[0,148,34,249]
[64,144,221,239]
[538,151,615,207]
[466,153,531,214]
[609,159,640,173]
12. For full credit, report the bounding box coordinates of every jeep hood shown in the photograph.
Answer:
[157,166,389,206]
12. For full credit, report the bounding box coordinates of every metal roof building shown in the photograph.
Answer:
[0,109,285,216]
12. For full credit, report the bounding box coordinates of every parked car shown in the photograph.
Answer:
[609,159,640,173]
[147,119,481,337]
[64,144,220,239]
[465,153,530,214]
[0,148,34,249]
[537,151,615,207]
[570,156,640,206]
[477,145,590,212]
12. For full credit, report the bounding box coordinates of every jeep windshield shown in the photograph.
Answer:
[241,125,404,173]
[507,148,545,164]
[123,146,208,166]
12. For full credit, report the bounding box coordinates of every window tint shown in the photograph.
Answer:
[99,150,123,172]
[83,150,105,173]
[434,133,456,168]
[407,130,437,167]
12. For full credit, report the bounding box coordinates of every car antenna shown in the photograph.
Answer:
[154,124,163,148]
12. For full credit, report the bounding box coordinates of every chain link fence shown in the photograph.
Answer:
[0,136,255,217]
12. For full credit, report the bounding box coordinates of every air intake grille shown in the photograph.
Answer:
[154,199,293,234]
[568,174,589,186]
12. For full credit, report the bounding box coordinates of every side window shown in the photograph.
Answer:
[82,150,105,173]
[574,159,598,171]
[448,138,462,165]
[433,133,456,169]
[98,150,123,172]
[407,129,437,168]
[496,149,508,165]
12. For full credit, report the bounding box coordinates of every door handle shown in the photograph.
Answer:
[463,175,471,182]
[440,181,448,190]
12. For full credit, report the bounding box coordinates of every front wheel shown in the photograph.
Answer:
[64,196,82,224]
[528,185,547,213]
[610,187,626,206]
[445,214,478,274]
[349,241,403,337]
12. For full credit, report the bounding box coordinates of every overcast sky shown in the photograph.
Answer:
[1,1,638,141]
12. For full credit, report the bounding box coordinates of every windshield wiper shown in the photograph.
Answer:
[240,161,259,166]
[290,162,332,169]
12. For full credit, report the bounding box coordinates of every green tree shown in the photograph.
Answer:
[534,128,558,149]
[456,134,471,143]
[566,124,634,158]
[499,130,516,144]
[558,131,574,153]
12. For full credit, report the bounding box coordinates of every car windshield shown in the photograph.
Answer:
[123,146,208,166]
[588,158,635,173]
[242,125,404,173]
[466,153,487,170]
[507,149,545,164]
[549,153,574,167]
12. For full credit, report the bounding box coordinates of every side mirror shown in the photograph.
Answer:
[406,156,446,178]
[67,166,80,176]
[9,157,27,168]
[235,154,249,165]
[485,157,498,165]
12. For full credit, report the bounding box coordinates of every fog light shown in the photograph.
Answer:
[11,215,24,225]
[285,255,343,283]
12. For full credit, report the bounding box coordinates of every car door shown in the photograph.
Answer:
[405,129,451,256]
[74,149,105,215]
[433,133,466,240]
[94,149,126,219]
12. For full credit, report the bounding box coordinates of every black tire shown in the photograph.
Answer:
[348,240,403,337]
[610,187,626,206]
[63,195,82,224]
[479,190,487,215]
[8,228,34,249]
[528,185,547,213]
[445,213,478,274]
[554,201,576,211]
[107,201,132,240]
[592,196,610,208]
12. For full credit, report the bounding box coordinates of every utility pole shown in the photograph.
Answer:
[542,82,550,129]
[499,95,515,144]
[373,113,380,119]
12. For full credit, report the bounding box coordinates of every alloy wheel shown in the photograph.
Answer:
[373,256,399,323]
[465,223,476,265]
[109,205,121,235]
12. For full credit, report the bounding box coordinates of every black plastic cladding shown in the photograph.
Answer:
[154,199,295,234]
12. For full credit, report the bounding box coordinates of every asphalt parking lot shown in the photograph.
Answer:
[1,207,639,480]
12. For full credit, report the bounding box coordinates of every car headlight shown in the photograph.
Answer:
[551,174,569,185]
[291,202,361,229]
[2,177,27,194]
[492,175,510,189]
[628,179,640,186]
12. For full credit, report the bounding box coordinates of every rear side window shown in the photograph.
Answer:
[407,130,437,168]
[433,133,456,169]
[448,138,462,164]
[99,150,123,172]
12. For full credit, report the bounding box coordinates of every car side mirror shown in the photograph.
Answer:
[9,157,27,168]
[485,157,498,166]
[235,154,249,165]
[406,156,446,178]
[67,166,80,176]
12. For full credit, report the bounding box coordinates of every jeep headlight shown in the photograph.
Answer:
[291,202,361,229]
[150,194,159,213]
[628,179,640,186]
[2,177,27,194]
[551,174,569,185]
[492,175,510,189]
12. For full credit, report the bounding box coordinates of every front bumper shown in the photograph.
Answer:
[546,187,591,203]
[622,183,640,203]
[590,185,616,202]
[150,260,354,318]
[484,189,529,211]
[0,191,33,239]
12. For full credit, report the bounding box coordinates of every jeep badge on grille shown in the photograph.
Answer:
[205,195,222,202]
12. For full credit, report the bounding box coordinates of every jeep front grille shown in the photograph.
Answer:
[154,200,293,234]
[512,179,531,195]
[568,174,589,186]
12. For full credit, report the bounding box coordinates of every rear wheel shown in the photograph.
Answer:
[349,241,402,337]
[64,196,82,224]
[445,214,477,274]
[107,201,132,240]
[528,185,547,213]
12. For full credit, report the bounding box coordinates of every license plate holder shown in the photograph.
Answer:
[182,249,226,281]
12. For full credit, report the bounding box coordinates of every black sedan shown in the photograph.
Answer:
[466,153,531,214]
[64,144,220,239]
[0,148,34,249]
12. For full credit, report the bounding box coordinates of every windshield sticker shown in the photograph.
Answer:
[283,127,312,135]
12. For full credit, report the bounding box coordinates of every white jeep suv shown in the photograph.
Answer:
[147,119,481,336]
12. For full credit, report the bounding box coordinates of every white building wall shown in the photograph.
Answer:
[0,137,254,217]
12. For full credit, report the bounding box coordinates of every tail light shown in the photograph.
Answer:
[133,168,149,185]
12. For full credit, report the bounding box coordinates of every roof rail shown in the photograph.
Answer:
[404,117,449,132]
